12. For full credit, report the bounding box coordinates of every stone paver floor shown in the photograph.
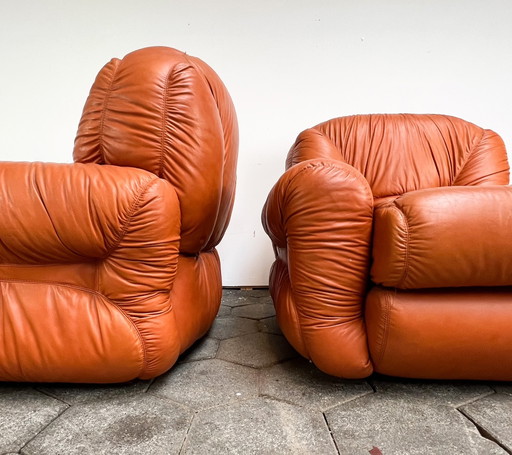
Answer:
[1,289,511,454]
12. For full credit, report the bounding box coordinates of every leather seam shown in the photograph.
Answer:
[282,260,310,360]
[105,177,158,257]
[394,205,411,288]
[375,289,393,365]
[454,128,486,184]
[98,59,120,164]
[158,65,176,179]
[0,278,146,375]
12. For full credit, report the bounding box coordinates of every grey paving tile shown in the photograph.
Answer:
[257,315,282,334]
[260,358,372,411]
[182,397,337,455]
[21,394,192,455]
[0,386,68,453]
[216,305,231,317]
[178,338,220,363]
[232,303,275,320]
[36,380,150,406]
[243,289,271,299]
[221,290,254,307]
[493,383,512,396]
[217,332,297,368]
[207,316,258,340]
[325,394,506,455]
[372,378,493,407]
[148,359,258,410]
[461,393,512,452]
[223,288,270,299]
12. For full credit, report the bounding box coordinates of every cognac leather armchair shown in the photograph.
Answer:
[262,114,512,380]
[0,47,238,383]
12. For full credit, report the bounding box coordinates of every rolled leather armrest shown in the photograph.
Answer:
[0,161,179,268]
[0,162,181,379]
[371,185,512,288]
[262,159,374,378]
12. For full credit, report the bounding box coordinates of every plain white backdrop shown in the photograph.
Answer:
[1,1,511,285]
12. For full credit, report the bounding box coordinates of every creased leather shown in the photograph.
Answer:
[263,159,374,378]
[0,47,238,383]
[264,113,512,380]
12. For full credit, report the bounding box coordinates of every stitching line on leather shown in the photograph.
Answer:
[98,59,120,164]
[159,65,176,179]
[184,54,226,252]
[454,128,486,184]
[105,177,158,257]
[394,204,411,287]
[0,278,146,374]
[376,289,393,365]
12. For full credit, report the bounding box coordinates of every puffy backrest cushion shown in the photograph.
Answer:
[287,114,509,200]
[74,46,238,253]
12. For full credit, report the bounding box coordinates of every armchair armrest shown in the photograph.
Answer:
[372,185,512,288]
[0,162,181,378]
[262,159,374,378]
[0,161,179,268]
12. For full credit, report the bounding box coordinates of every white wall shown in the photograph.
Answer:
[1,1,511,286]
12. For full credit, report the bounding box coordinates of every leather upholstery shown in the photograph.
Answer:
[0,47,238,383]
[372,186,512,288]
[263,114,511,379]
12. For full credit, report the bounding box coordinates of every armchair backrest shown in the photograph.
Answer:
[74,46,238,254]
[287,114,509,202]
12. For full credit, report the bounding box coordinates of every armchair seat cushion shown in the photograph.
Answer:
[371,186,512,289]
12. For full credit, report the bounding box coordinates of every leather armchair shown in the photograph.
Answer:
[0,47,238,383]
[262,114,512,380]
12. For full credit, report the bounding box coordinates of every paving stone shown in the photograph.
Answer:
[325,394,506,455]
[22,394,191,455]
[37,380,150,405]
[149,359,258,410]
[372,377,493,407]
[493,383,512,396]
[217,332,297,368]
[461,393,512,452]
[243,289,271,299]
[221,290,255,307]
[178,338,220,363]
[182,397,337,455]
[232,303,275,320]
[216,305,231,317]
[0,386,68,453]
[223,288,270,299]
[257,315,282,335]
[222,289,269,307]
[207,316,258,340]
[260,358,372,411]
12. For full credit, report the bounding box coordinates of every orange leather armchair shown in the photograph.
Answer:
[262,114,512,380]
[0,47,238,383]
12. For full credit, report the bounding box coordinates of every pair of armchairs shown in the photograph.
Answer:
[1,47,510,383]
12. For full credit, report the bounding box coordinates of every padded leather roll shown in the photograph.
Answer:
[371,186,512,289]
[0,161,182,382]
[366,286,512,380]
